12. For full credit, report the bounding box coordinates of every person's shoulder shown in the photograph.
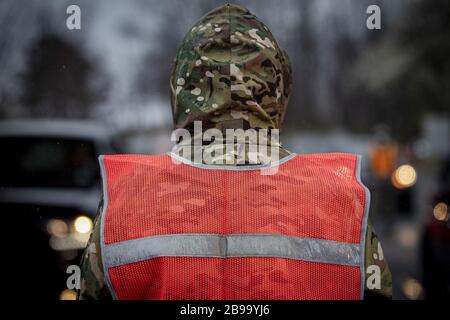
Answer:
[99,153,171,165]
[292,152,361,167]
[98,154,172,181]
[289,153,364,183]
[296,152,359,160]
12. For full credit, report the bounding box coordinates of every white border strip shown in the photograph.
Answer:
[355,155,371,300]
[167,151,297,171]
[98,155,118,300]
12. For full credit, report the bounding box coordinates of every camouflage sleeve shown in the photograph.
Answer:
[364,221,392,300]
[77,198,112,300]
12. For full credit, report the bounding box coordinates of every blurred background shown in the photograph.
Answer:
[0,0,449,300]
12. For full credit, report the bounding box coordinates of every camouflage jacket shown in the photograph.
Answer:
[78,4,391,299]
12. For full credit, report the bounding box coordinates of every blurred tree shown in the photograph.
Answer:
[284,0,319,131]
[345,0,450,142]
[402,0,450,110]
[20,33,108,118]
[0,0,40,119]
[395,0,450,119]
[133,0,217,104]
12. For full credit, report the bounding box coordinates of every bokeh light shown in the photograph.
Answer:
[396,224,418,249]
[46,219,68,238]
[433,202,449,222]
[74,216,93,234]
[59,289,76,300]
[402,278,423,300]
[391,164,417,189]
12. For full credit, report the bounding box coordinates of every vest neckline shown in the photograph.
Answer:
[166,152,297,171]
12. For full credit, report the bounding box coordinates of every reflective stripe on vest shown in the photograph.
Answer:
[99,153,370,300]
[103,234,360,268]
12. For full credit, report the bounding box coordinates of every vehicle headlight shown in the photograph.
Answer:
[73,216,93,234]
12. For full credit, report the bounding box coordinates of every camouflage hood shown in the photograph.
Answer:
[170,4,292,132]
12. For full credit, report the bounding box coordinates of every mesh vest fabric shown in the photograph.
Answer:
[99,153,369,300]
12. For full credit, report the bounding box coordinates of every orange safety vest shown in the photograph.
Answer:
[99,152,370,300]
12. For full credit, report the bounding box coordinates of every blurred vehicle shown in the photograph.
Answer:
[0,120,120,300]
[422,155,450,299]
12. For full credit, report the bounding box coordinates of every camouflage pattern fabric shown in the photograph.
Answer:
[78,4,392,300]
[170,4,292,132]
[78,200,111,300]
